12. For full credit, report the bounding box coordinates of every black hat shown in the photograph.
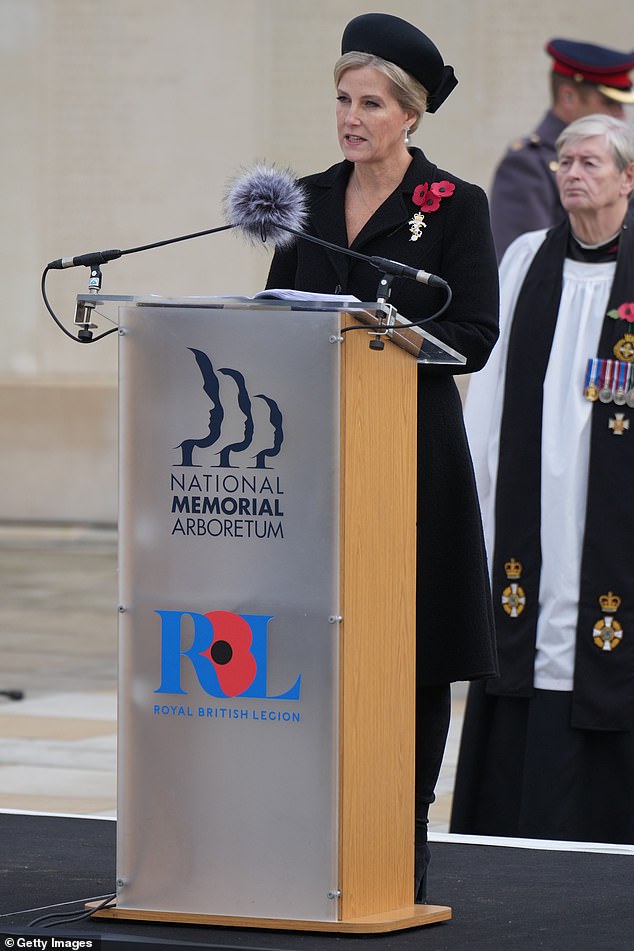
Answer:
[546,38,634,103]
[341,13,457,113]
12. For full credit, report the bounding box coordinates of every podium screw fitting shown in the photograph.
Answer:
[327,889,341,900]
[329,334,344,344]
[118,605,127,613]
[328,615,342,624]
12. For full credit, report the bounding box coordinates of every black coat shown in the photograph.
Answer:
[267,147,499,684]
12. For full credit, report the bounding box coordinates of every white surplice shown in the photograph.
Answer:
[464,229,617,691]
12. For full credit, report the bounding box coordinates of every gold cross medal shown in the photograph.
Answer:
[408,211,426,241]
[501,558,526,618]
[592,592,624,651]
[608,412,630,435]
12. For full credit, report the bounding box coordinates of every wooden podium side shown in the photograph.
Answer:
[337,318,451,929]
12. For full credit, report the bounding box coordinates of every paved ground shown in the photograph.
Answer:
[0,523,464,828]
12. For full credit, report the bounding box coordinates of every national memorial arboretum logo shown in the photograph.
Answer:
[170,348,285,539]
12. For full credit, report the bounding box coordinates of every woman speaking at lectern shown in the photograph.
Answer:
[266,13,499,902]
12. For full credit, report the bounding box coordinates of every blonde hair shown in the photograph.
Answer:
[333,51,428,132]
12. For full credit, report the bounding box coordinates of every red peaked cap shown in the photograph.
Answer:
[547,38,634,102]
[341,13,457,113]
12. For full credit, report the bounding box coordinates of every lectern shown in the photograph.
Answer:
[91,296,463,933]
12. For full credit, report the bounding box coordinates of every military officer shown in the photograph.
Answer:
[489,38,634,260]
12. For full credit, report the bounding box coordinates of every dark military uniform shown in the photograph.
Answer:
[489,110,566,261]
[489,38,634,261]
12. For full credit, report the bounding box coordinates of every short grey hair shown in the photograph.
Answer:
[333,51,427,132]
[556,114,634,172]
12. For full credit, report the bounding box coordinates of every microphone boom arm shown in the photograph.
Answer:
[46,224,235,270]
[42,223,236,344]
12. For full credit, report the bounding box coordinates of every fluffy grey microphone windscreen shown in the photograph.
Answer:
[223,163,308,248]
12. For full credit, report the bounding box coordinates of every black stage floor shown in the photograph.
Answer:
[1,812,633,951]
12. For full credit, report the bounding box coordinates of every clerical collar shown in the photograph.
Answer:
[567,228,621,263]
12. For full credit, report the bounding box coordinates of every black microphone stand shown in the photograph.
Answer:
[41,224,235,343]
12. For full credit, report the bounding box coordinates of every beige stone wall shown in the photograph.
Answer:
[1,0,632,522]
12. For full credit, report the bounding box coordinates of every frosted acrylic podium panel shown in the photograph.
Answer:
[117,301,344,921]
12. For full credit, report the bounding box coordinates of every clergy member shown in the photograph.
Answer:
[451,113,634,843]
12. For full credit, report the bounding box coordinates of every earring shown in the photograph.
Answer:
[404,126,411,146]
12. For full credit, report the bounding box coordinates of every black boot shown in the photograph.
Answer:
[414,818,431,903]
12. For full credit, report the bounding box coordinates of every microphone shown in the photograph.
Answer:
[223,163,449,289]
[47,249,123,270]
[368,256,448,288]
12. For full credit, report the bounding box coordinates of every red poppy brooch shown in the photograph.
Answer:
[408,181,455,241]
[607,302,634,324]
